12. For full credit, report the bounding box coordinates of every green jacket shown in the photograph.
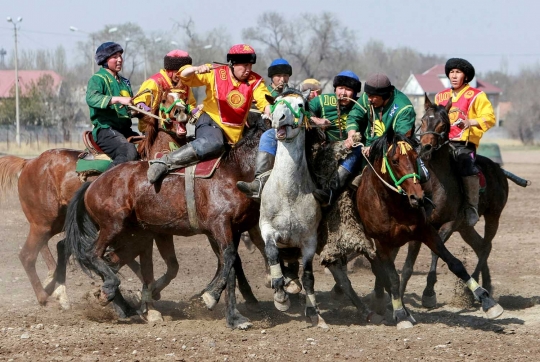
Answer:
[309,93,355,141]
[86,68,133,139]
[267,84,281,98]
[347,89,416,146]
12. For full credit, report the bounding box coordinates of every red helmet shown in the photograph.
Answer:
[226,44,257,65]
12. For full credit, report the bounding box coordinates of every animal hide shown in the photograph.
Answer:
[310,142,376,264]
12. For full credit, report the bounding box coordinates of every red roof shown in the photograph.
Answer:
[414,64,502,95]
[0,70,63,98]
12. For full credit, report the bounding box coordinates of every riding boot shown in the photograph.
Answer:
[462,175,480,226]
[147,143,199,184]
[313,166,351,207]
[236,151,275,199]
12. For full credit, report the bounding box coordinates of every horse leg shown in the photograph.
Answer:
[400,241,421,300]
[422,224,455,308]
[151,234,179,300]
[223,259,252,330]
[421,226,503,319]
[378,247,416,329]
[201,239,236,311]
[247,226,271,288]
[51,239,71,310]
[19,226,53,305]
[233,252,260,311]
[136,238,164,322]
[301,241,328,329]
[264,234,289,311]
[40,244,58,293]
[125,259,143,283]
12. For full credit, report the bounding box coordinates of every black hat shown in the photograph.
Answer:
[332,70,361,93]
[364,73,395,99]
[164,50,192,70]
[268,58,292,77]
[445,58,475,82]
[95,42,123,66]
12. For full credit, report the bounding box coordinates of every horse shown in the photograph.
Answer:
[259,89,330,328]
[356,128,504,329]
[0,92,187,313]
[398,95,531,308]
[61,114,268,330]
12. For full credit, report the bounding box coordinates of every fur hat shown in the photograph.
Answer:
[164,50,192,70]
[445,58,475,82]
[300,78,322,92]
[268,58,292,77]
[333,70,361,93]
[364,73,395,99]
[95,42,123,66]
[226,44,257,64]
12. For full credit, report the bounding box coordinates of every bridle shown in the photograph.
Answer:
[416,107,450,152]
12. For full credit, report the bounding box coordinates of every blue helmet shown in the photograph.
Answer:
[268,58,292,77]
[333,70,361,93]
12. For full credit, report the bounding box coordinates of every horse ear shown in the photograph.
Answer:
[424,93,433,111]
[265,94,276,105]
[445,99,453,113]
[386,125,396,143]
[302,89,311,101]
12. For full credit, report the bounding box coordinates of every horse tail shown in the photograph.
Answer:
[138,116,158,160]
[64,182,99,276]
[502,168,531,187]
[0,155,27,199]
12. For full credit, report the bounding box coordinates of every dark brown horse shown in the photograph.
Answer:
[62,116,268,329]
[0,93,187,312]
[356,129,503,329]
[398,95,530,308]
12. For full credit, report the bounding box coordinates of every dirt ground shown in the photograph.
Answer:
[1,149,540,361]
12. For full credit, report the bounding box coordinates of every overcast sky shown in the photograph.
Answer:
[0,0,537,75]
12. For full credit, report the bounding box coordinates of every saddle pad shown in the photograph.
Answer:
[75,158,110,174]
[170,154,223,179]
[478,171,486,192]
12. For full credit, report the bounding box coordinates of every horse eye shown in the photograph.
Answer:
[392,159,399,166]
[298,104,303,108]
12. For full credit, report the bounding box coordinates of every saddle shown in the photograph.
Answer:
[155,151,223,179]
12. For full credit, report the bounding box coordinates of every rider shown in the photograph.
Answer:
[132,49,197,133]
[86,41,139,169]
[434,58,496,226]
[267,58,292,97]
[147,44,272,184]
[299,78,322,100]
[237,70,362,205]
[310,71,363,206]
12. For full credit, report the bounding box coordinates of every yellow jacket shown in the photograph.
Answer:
[435,84,495,147]
[180,64,270,144]
[133,69,197,132]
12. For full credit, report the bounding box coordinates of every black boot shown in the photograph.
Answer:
[147,144,199,184]
[236,151,275,199]
[462,175,480,226]
[313,166,351,207]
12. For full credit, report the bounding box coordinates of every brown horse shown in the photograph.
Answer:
[356,129,504,329]
[399,95,531,308]
[0,93,187,311]
[62,116,268,329]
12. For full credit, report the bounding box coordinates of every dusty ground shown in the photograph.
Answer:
[1,149,540,361]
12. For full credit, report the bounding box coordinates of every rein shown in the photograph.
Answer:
[270,98,311,129]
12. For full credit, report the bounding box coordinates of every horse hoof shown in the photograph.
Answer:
[52,285,71,310]
[264,274,272,289]
[236,321,253,330]
[366,311,385,325]
[422,294,437,309]
[146,309,164,323]
[485,303,504,319]
[202,292,218,310]
[274,298,291,312]
[310,315,329,330]
[284,279,302,294]
[397,320,414,330]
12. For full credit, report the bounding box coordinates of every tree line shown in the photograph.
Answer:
[0,12,539,144]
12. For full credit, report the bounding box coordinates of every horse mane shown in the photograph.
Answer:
[424,102,451,140]
[369,130,418,165]
[224,112,269,168]
[137,116,158,160]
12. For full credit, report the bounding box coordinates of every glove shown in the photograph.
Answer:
[136,102,151,112]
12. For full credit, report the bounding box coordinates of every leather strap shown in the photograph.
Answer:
[185,165,200,230]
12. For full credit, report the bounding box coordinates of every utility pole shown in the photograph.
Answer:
[7,16,22,146]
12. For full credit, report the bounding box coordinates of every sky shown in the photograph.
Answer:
[0,0,538,75]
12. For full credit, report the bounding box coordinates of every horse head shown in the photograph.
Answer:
[158,91,190,137]
[369,129,424,208]
[266,87,311,142]
[418,94,452,160]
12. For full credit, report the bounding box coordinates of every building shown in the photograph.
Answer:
[0,70,63,98]
[402,65,503,126]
